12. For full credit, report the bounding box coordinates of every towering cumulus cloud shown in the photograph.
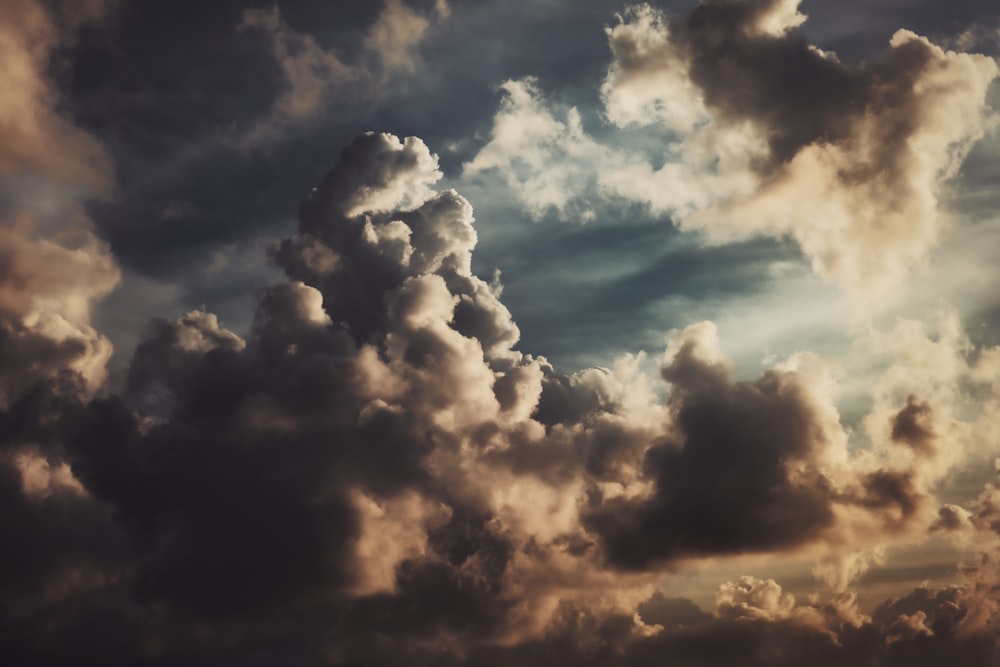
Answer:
[3,123,1000,664]
[237,0,440,146]
[469,0,999,300]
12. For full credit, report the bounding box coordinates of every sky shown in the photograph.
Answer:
[3,0,1000,665]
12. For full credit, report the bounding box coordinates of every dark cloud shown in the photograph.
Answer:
[63,0,642,276]
[68,0,411,274]
[890,395,936,455]
[584,323,837,568]
[460,579,1000,667]
[3,113,1000,665]
[637,592,712,628]
[679,0,857,165]
[0,128,529,663]
[854,470,925,529]
[533,365,612,426]
[0,454,127,614]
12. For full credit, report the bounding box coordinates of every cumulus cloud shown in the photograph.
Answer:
[685,23,998,298]
[0,0,121,409]
[0,0,125,625]
[4,0,1000,662]
[238,5,356,128]
[583,321,841,568]
[0,220,118,405]
[468,0,999,301]
[3,124,1000,663]
[464,78,615,216]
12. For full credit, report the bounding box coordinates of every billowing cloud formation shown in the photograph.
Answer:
[584,322,839,568]
[468,0,999,300]
[0,0,121,407]
[0,0,124,637]
[3,125,1000,664]
[0,220,118,405]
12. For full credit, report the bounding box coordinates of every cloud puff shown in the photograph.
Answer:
[0,221,118,405]
[584,322,844,568]
[464,78,615,216]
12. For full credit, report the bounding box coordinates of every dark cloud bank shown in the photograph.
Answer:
[3,0,1000,665]
[2,129,998,665]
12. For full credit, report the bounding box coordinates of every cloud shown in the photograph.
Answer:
[39,131,537,638]
[637,591,712,629]
[0,0,115,192]
[469,0,1000,301]
[5,0,1000,662]
[364,0,431,74]
[0,0,125,625]
[0,0,121,408]
[3,126,1000,664]
[238,0,440,147]
[601,3,706,133]
[239,4,356,127]
[464,78,614,216]
[462,574,1000,666]
[583,321,840,568]
[0,219,118,405]
[684,24,998,300]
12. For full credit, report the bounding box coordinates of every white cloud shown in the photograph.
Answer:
[468,2,1000,304]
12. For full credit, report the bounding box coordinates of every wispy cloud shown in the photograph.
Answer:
[237,0,440,147]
